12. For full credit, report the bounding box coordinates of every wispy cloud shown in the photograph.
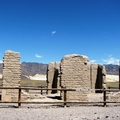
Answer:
[51,31,56,35]
[102,55,119,65]
[0,60,3,63]
[35,54,42,58]
[89,60,97,63]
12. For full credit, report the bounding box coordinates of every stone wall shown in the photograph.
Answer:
[46,54,107,101]
[95,65,107,92]
[1,50,107,102]
[47,62,60,94]
[90,64,98,89]
[60,54,91,101]
[90,64,107,92]
[102,66,107,89]
[2,50,21,102]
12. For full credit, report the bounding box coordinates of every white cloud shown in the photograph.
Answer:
[51,31,56,35]
[102,55,119,65]
[0,60,3,63]
[89,60,97,63]
[35,54,42,58]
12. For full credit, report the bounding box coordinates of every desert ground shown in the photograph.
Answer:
[0,103,120,120]
[106,74,119,82]
[26,74,120,82]
[0,74,119,82]
[0,73,120,120]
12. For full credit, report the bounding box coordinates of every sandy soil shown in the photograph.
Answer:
[0,73,119,82]
[25,74,120,82]
[0,73,120,120]
[29,74,46,80]
[1,88,120,119]
[106,74,119,82]
[0,92,120,120]
[0,104,120,120]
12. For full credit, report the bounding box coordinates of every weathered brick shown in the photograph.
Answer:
[2,50,21,102]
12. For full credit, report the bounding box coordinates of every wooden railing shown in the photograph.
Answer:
[0,87,120,108]
[21,85,47,94]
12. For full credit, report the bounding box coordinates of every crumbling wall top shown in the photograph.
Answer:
[4,50,20,57]
[47,62,60,70]
[61,54,89,63]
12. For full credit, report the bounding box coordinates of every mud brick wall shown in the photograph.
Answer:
[95,65,107,91]
[90,64,98,89]
[2,50,21,102]
[60,54,90,102]
[102,65,107,89]
[90,64,106,92]
[47,62,60,94]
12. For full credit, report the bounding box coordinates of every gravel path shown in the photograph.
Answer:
[0,104,120,120]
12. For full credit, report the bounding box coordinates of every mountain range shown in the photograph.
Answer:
[0,62,119,75]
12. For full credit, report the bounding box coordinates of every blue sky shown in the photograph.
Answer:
[0,0,120,64]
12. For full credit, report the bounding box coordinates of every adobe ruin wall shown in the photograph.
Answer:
[90,64,106,90]
[1,50,45,102]
[2,50,21,102]
[60,54,91,101]
[1,50,106,102]
[47,62,60,94]
[47,54,107,101]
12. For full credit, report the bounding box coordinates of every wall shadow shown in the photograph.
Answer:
[95,65,103,93]
[52,69,58,93]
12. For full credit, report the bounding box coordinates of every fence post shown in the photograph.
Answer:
[18,87,21,108]
[41,85,43,95]
[64,89,67,108]
[46,87,48,94]
[103,88,106,107]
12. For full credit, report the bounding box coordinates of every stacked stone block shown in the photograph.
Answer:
[102,66,107,89]
[90,64,98,89]
[90,64,107,92]
[46,54,107,101]
[47,62,60,94]
[2,50,21,102]
[60,54,91,101]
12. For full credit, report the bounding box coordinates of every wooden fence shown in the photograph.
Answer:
[0,87,120,108]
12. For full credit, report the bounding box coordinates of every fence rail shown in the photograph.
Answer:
[0,87,120,108]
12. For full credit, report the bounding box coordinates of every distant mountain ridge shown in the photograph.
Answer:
[104,64,119,75]
[0,62,119,75]
[0,62,48,76]
[21,62,48,75]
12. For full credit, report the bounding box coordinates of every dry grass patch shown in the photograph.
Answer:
[106,81,119,87]
[20,80,47,86]
[0,80,47,87]
[0,80,119,88]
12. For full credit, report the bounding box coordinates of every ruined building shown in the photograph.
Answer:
[1,50,106,102]
[47,54,106,101]
[2,50,21,102]
[47,62,60,94]
[1,50,45,102]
